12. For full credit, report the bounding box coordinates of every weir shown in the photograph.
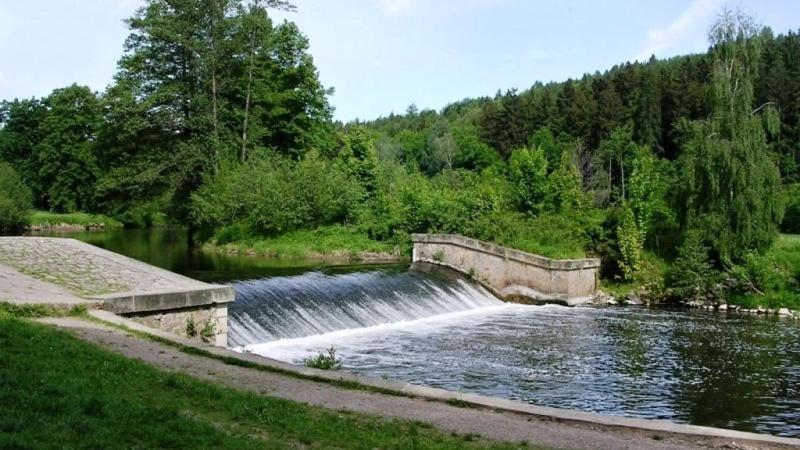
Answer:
[411,234,601,305]
[228,267,502,348]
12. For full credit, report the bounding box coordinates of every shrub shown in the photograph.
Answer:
[191,151,364,238]
[0,162,33,233]
[185,316,198,338]
[665,232,723,304]
[200,319,216,343]
[303,347,341,370]
[781,183,800,234]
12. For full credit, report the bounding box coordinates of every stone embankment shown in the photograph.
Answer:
[687,301,799,319]
[412,234,601,306]
[0,237,234,345]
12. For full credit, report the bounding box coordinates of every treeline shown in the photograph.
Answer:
[0,0,330,225]
[0,4,798,306]
[366,28,800,183]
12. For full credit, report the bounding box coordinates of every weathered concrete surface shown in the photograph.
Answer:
[0,263,97,308]
[39,311,800,450]
[412,234,600,305]
[0,237,233,345]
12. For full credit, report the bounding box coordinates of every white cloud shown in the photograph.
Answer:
[635,0,725,61]
[381,0,414,14]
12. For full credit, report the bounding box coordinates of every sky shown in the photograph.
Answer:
[1,0,799,122]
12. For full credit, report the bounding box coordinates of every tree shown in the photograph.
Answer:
[0,99,46,204]
[0,163,33,233]
[508,146,549,214]
[677,8,784,263]
[617,147,668,279]
[33,85,101,212]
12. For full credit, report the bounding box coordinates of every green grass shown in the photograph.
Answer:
[729,234,800,310]
[0,302,87,319]
[601,251,668,299]
[0,316,532,449]
[209,225,403,259]
[30,210,123,229]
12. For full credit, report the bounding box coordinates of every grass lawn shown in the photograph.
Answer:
[29,210,123,229]
[209,225,405,259]
[0,313,526,449]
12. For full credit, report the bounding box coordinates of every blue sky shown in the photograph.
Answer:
[1,0,798,121]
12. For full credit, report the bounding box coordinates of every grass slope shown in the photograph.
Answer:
[209,225,403,259]
[0,315,528,449]
[29,210,123,229]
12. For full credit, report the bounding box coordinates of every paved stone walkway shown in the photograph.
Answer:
[0,263,91,306]
[0,237,207,297]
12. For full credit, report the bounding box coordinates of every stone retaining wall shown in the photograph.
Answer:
[412,234,600,305]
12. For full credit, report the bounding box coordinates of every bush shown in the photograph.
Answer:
[0,162,33,233]
[781,183,800,234]
[191,151,364,238]
[303,347,341,370]
[665,232,724,304]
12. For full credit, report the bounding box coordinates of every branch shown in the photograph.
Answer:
[749,101,777,116]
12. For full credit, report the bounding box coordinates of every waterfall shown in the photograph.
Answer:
[227,267,503,348]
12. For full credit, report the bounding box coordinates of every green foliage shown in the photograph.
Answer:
[617,147,671,279]
[191,151,363,236]
[200,319,217,343]
[677,10,783,263]
[209,225,398,258]
[508,146,548,214]
[781,184,800,233]
[339,126,379,193]
[29,211,123,229]
[0,86,100,213]
[666,232,723,304]
[185,316,198,338]
[0,163,32,233]
[545,150,585,214]
[728,235,800,308]
[304,347,341,370]
[617,207,643,280]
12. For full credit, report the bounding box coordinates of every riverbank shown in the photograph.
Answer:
[7,307,797,449]
[203,225,405,262]
[26,210,123,232]
[601,234,800,312]
[0,312,532,449]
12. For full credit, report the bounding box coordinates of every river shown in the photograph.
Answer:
[34,228,800,437]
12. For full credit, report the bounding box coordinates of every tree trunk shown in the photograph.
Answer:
[241,0,259,162]
[209,2,220,172]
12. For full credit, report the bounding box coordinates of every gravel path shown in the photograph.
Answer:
[40,317,793,450]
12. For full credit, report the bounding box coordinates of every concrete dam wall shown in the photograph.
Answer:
[411,234,600,306]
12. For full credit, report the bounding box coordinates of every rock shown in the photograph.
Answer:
[756,307,766,314]
[625,293,643,305]
[718,304,728,311]
[778,308,791,316]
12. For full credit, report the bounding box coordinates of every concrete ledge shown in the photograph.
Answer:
[83,309,800,448]
[412,234,600,303]
[90,285,235,314]
[411,234,600,270]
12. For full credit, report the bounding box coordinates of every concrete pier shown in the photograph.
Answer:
[412,234,600,305]
[0,237,234,346]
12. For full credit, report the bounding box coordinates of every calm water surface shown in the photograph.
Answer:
[41,229,800,437]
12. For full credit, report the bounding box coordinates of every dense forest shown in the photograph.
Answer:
[0,2,798,306]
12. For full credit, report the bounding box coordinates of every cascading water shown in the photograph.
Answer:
[227,266,505,349]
